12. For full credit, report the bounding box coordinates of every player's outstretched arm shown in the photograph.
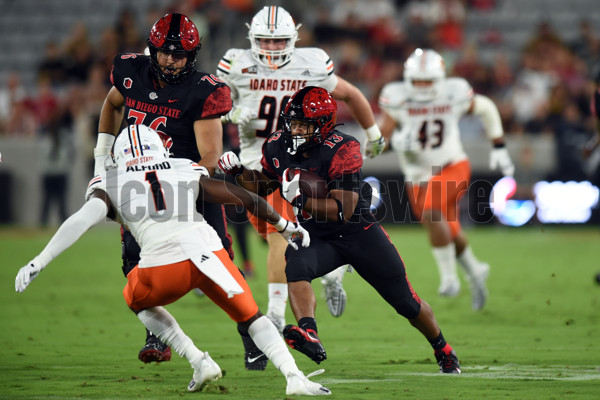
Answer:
[331,76,385,158]
[15,191,111,293]
[199,177,309,249]
[218,151,279,196]
[471,94,514,176]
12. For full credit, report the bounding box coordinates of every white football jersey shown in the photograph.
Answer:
[217,47,338,169]
[379,77,474,182]
[86,158,223,268]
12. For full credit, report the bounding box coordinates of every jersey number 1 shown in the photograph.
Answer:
[145,171,166,211]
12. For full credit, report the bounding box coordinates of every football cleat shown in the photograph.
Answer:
[241,333,268,370]
[434,349,461,374]
[321,266,347,317]
[283,325,327,364]
[138,335,172,363]
[470,262,490,311]
[286,370,331,396]
[438,276,461,297]
[188,352,222,392]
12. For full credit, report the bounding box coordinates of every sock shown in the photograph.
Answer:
[321,265,345,285]
[298,317,318,334]
[145,328,154,340]
[138,306,203,365]
[267,283,288,318]
[456,245,481,278]
[248,316,299,377]
[428,331,452,353]
[432,243,457,283]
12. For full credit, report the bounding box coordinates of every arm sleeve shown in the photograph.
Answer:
[472,94,504,140]
[35,198,109,268]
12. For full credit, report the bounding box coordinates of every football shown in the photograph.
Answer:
[286,168,329,198]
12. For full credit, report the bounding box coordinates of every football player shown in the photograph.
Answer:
[215,5,384,346]
[378,48,515,310]
[219,86,461,374]
[92,13,248,365]
[15,125,330,396]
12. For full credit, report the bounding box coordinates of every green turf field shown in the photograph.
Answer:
[1,224,599,399]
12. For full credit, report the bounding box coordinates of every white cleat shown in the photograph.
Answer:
[470,263,490,311]
[438,276,461,297]
[286,370,331,396]
[266,311,285,334]
[188,353,222,392]
[321,266,348,317]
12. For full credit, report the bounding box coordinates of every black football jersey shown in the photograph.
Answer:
[260,129,373,236]
[111,53,232,161]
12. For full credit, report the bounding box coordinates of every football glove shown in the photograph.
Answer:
[221,105,257,127]
[490,147,515,177]
[277,220,310,250]
[282,168,308,209]
[218,151,245,175]
[365,136,386,158]
[15,258,44,293]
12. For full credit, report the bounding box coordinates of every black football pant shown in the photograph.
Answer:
[285,216,422,319]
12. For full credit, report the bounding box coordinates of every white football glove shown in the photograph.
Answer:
[365,136,386,158]
[15,258,44,293]
[221,106,257,127]
[218,151,244,175]
[490,147,515,176]
[281,168,307,209]
[277,220,310,250]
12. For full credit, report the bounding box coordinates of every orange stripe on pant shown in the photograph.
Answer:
[247,190,295,239]
[123,248,258,323]
[405,160,471,238]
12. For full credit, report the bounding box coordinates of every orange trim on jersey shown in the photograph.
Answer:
[405,160,470,238]
[218,61,230,71]
[123,249,258,323]
[247,190,295,239]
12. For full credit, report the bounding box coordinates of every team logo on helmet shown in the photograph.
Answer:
[281,86,337,155]
[147,13,202,84]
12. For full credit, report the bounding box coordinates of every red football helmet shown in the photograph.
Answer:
[281,86,337,155]
[147,13,201,84]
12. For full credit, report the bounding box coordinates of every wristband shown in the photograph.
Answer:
[274,217,289,232]
[94,132,116,156]
[365,124,382,141]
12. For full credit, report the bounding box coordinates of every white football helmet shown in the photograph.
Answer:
[247,6,299,69]
[112,124,169,164]
[403,48,446,102]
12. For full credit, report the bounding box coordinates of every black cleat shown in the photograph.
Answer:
[283,325,327,364]
[138,335,172,363]
[241,334,268,370]
[434,349,461,374]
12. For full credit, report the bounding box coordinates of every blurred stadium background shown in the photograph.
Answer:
[0,0,599,227]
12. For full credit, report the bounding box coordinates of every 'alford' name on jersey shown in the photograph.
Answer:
[126,161,172,173]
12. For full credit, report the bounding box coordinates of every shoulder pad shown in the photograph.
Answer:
[443,78,474,102]
[379,81,409,109]
[216,48,247,76]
